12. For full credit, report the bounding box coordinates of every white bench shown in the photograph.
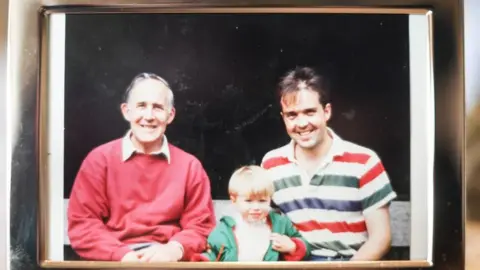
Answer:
[63,199,410,247]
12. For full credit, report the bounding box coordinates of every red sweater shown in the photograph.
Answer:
[67,139,216,261]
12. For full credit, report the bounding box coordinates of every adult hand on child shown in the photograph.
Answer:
[270,233,296,254]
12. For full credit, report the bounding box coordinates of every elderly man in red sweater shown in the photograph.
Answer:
[67,73,216,262]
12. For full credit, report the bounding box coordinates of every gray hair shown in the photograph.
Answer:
[123,72,174,108]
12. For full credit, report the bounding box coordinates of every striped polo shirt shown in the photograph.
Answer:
[261,129,397,258]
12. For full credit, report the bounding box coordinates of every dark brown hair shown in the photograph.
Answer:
[277,66,330,107]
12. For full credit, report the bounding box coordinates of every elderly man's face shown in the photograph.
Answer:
[121,79,175,151]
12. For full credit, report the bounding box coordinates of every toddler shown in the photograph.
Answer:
[191,165,310,262]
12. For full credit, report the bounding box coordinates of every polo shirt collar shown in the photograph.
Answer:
[121,130,171,163]
[285,127,346,163]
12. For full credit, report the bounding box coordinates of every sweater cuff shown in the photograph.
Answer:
[111,246,134,261]
[283,238,307,261]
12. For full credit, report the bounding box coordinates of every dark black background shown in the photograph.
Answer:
[63,13,411,200]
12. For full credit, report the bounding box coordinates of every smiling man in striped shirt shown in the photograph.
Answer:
[261,67,397,261]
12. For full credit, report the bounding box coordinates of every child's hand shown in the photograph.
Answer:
[270,233,296,253]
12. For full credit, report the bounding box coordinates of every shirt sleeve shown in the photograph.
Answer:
[169,158,216,261]
[358,152,398,215]
[67,149,132,261]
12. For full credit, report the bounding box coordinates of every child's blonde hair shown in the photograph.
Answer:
[228,165,275,200]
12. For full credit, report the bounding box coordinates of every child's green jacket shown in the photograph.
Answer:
[192,211,311,261]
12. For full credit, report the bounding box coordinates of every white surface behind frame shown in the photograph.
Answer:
[46,12,434,261]
[0,0,11,269]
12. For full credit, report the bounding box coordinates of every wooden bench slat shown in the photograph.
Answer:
[62,199,410,247]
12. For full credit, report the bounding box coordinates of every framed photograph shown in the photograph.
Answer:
[2,0,464,270]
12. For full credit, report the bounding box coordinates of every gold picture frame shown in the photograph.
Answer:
[1,0,466,269]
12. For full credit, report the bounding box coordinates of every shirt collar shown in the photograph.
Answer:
[285,127,346,163]
[121,130,171,163]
